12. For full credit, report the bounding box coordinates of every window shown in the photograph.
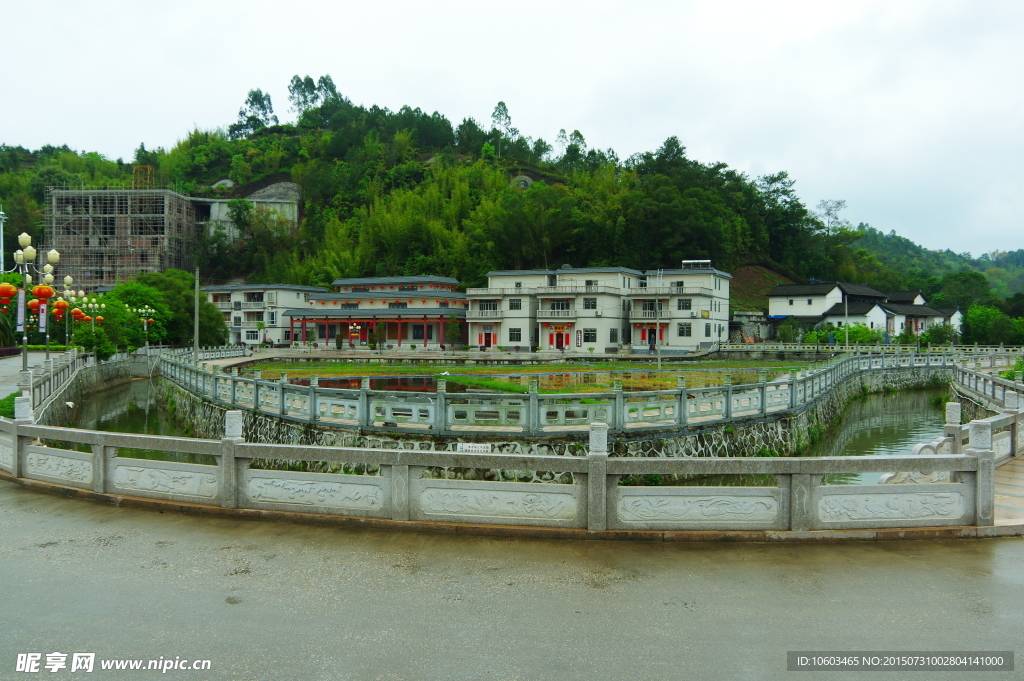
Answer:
[583,328,597,343]
[583,298,597,309]
[245,330,259,341]
[480,301,497,311]
[509,328,522,342]
[438,302,449,308]
[678,323,692,337]
[284,330,291,341]
[341,303,359,309]
[509,299,522,310]
[704,323,711,337]
[233,316,241,326]
[789,299,794,306]
[268,312,277,326]
[267,292,277,305]
[609,328,618,343]
[807,299,812,305]
[550,300,569,310]
[678,299,692,310]
[585,279,598,286]
[352,287,369,293]
[398,285,418,292]
[514,281,522,289]
[388,302,408,309]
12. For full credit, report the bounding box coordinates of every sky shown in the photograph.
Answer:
[1,0,1021,256]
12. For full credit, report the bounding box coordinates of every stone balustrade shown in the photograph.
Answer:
[0,411,995,534]
[158,350,965,437]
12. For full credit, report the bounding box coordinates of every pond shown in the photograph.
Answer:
[68,381,949,482]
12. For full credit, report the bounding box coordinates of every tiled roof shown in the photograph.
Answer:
[880,303,944,317]
[555,267,644,275]
[202,284,327,293]
[821,302,884,316]
[283,308,466,318]
[309,292,466,300]
[882,291,924,303]
[644,268,733,279]
[330,275,459,286]
[486,269,555,276]
[766,282,886,298]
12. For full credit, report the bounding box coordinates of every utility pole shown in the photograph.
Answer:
[844,292,849,346]
[193,267,200,362]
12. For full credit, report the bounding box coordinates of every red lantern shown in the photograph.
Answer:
[52,299,69,312]
[84,316,92,322]
[148,318,155,324]
[32,285,55,299]
[0,283,16,300]
[27,299,40,313]
[95,316,104,325]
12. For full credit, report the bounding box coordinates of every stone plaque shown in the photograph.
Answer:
[26,452,92,484]
[113,465,217,498]
[247,478,383,510]
[819,493,964,522]
[420,488,577,520]
[0,442,12,470]
[618,495,778,522]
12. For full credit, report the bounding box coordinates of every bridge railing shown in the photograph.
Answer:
[0,416,993,533]
[718,342,1024,355]
[158,350,966,436]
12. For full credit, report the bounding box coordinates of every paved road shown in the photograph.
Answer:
[1,482,1022,680]
[0,352,48,397]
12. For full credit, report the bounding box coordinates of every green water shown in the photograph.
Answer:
[72,379,216,465]
[71,381,947,481]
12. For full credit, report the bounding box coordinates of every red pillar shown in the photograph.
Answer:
[439,316,445,346]
[423,317,427,348]
[397,317,402,346]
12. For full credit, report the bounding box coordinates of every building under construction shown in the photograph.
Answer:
[47,186,200,290]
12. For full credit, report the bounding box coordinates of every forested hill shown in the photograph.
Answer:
[1,73,1022,297]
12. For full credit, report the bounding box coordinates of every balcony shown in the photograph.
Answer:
[537,309,577,319]
[630,310,664,320]
[466,288,529,296]
[213,301,233,310]
[240,301,265,309]
[631,286,713,297]
[534,285,620,295]
[467,309,503,319]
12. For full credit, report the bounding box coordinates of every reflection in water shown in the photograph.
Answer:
[804,389,947,485]
[72,379,216,465]
[73,381,948,485]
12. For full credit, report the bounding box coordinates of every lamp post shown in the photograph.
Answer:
[4,232,60,370]
[349,323,361,348]
[132,305,156,351]
[84,297,104,358]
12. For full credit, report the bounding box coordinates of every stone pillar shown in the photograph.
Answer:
[435,379,447,432]
[527,378,540,434]
[945,402,963,454]
[358,377,370,428]
[723,373,733,419]
[967,420,995,526]
[613,378,624,430]
[10,397,33,478]
[309,376,319,422]
[587,422,609,532]
[92,444,111,494]
[279,373,288,416]
[677,377,687,427]
[789,368,799,409]
[391,463,410,521]
[221,410,244,509]
[789,474,813,531]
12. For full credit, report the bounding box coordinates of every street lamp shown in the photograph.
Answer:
[132,305,156,351]
[349,323,361,348]
[2,232,59,370]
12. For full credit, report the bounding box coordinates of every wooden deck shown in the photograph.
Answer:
[995,457,1024,525]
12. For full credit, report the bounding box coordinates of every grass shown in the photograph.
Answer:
[0,391,17,418]
[240,358,818,394]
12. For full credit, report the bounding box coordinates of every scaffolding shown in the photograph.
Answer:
[46,186,199,291]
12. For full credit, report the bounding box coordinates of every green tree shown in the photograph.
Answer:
[445,314,462,347]
[491,102,511,158]
[228,89,278,139]
[134,269,227,346]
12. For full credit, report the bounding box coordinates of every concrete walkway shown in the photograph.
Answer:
[996,456,1024,524]
[1,481,1022,681]
[0,351,48,397]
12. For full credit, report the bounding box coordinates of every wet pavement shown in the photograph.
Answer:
[1,482,1022,680]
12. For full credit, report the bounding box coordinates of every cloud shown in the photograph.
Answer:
[1,0,1020,256]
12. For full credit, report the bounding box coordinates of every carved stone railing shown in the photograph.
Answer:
[0,414,996,533]
[158,351,961,437]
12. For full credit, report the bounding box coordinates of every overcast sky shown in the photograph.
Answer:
[2,0,1021,256]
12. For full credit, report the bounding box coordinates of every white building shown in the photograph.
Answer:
[203,283,328,346]
[767,282,961,336]
[465,261,731,353]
